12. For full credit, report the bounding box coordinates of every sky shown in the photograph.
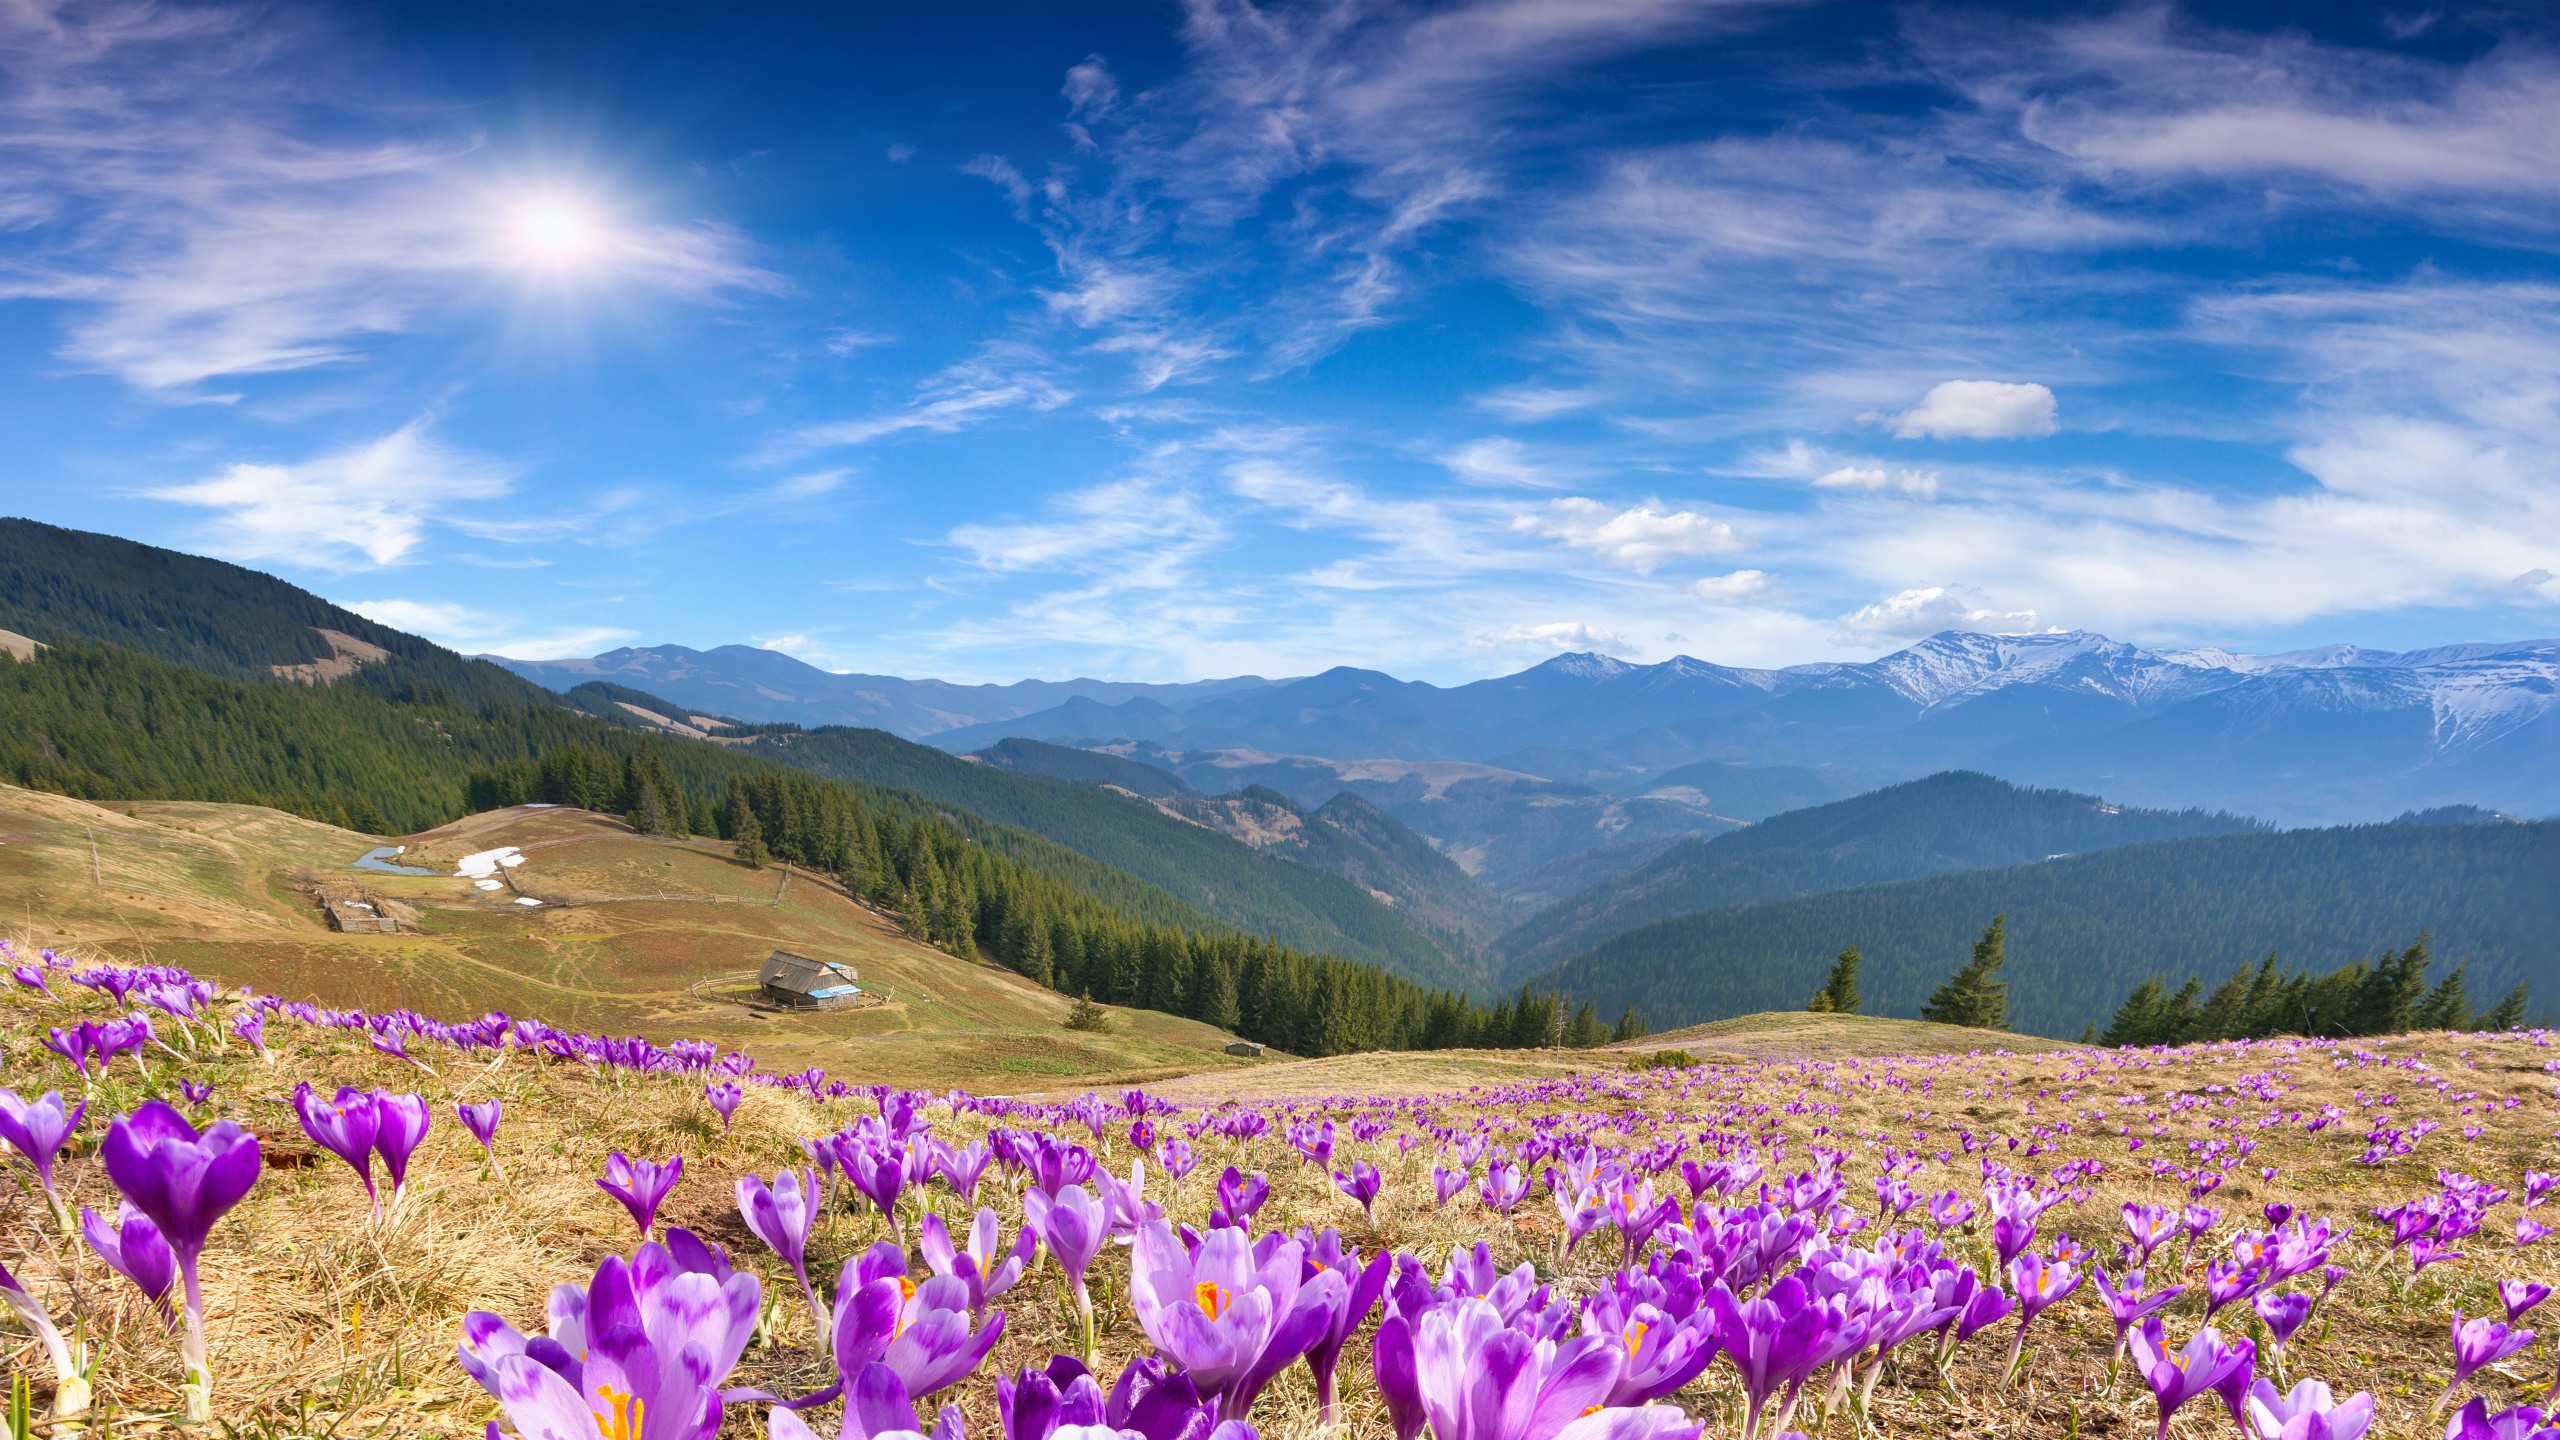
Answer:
[6,0,2560,684]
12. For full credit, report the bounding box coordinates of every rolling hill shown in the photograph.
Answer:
[1524,817,2555,1039]
[737,726,1474,990]
[1495,771,2268,980]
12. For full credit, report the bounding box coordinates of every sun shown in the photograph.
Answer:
[511,199,601,264]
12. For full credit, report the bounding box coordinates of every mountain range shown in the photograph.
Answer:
[495,630,2560,826]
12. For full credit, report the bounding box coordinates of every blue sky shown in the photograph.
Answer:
[6,0,2559,683]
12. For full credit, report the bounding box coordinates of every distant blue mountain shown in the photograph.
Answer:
[506,630,2560,826]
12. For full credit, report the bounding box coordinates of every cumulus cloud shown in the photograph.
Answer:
[1690,569,1776,604]
[1892,381,2058,440]
[1470,621,1639,657]
[1830,587,2051,645]
[338,598,633,659]
[1510,497,1744,573]
[149,421,513,570]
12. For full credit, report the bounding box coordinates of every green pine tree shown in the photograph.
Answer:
[2412,962,2470,1031]
[2476,982,2531,1032]
[1919,915,2009,1031]
[1812,946,1862,1014]
[1610,1005,1649,1043]
[727,782,768,868]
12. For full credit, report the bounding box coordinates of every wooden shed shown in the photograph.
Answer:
[758,950,861,1009]
[1223,1040,1264,1058]
[324,899,399,934]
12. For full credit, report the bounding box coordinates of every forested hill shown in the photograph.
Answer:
[1524,819,2554,1038]
[0,517,551,708]
[1495,771,2267,980]
[973,737,1199,798]
[740,726,1474,991]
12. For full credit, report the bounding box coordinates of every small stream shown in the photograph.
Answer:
[351,845,435,877]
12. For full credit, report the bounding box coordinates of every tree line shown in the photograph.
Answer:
[466,743,1642,1058]
[2097,935,2531,1046]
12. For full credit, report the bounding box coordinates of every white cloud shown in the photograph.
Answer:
[1830,587,2050,646]
[1470,621,1639,657]
[783,343,1070,454]
[1892,381,2058,440]
[1690,569,1775,604]
[338,598,634,660]
[767,469,852,501]
[0,2,777,394]
[149,421,513,570]
[885,144,917,164]
[1509,497,1744,573]
[1813,465,1940,501]
[1438,437,1572,488]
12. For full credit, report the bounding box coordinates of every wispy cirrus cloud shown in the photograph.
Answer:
[148,420,513,570]
[337,597,635,659]
[0,0,776,395]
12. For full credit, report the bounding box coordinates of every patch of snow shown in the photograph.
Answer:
[475,879,503,891]
[455,847,522,878]
[514,896,543,907]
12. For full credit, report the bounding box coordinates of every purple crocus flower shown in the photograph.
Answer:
[1604,1182,1681,1268]
[2500,1280,2553,1326]
[1334,1163,1383,1223]
[292,1082,382,1215]
[12,964,53,998]
[874,1275,1007,1398]
[994,1355,1108,1440]
[1481,1158,1530,1216]
[2127,1319,2251,1440]
[101,1101,260,1422]
[1295,1229,1392,1422]
[2,1253,93,1421]
[1433,1165,1471,1209]
[82,1200,178,1326]
[775,1361,965,1440]
[936,1141,996,1204]
[467,1241,759,1440]
[829,1241,915,1378]
[372,1091,431,1215]
[2442,1398,2560,1440]
[0,1088,86,1228]
[1154,1138,1198,1187]
[458,1099,504,1175]
[2252,1291,2311,1382]
[598,1151,684,1239]
[2243,1379,2373,1440]
[920,1208,1036,1318]
[231,1010,271,1063]
[1708,1275,1869,1440]
[1581,1265,1723,1408]
[2438,1313,2539,1415]
[740,1169,826,1346]
[2093,1269,2184,1364]
[1128,1220,1343,1421]
[41,1027,90,1078]
[1402,1294,1701,1440]
[2204,1258,2268,1319]
[847,1141,910,1247]
[1025,1184,1110,1364]
[1211,1168,1269,1230]
[2004,1251,2083,1381]
[705,1081,744,1135]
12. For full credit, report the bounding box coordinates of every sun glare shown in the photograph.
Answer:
[513,199,600,264]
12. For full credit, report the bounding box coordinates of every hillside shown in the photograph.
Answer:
[979,739,1514,966]
[740,726,1473,990]
[0,517,558,709]
[0,783,1265,1088]
[1496,771,2267,979]
[1147,785,1517,969]
[1100,743,1744,903]
[1524,818,2556,1038]
[972,736,1197,798]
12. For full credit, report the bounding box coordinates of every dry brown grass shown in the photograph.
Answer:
[2,950,2554,1440]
